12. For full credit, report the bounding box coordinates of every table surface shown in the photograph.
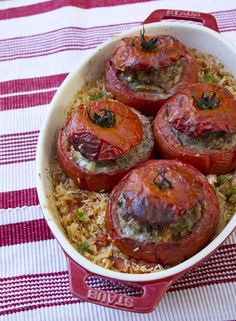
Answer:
[0,0,236,320]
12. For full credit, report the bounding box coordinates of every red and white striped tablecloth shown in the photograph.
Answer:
[0,0,236,320]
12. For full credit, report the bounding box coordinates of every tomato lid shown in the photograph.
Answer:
[118,160,204,225]
[112,35,187,71]
[167,83,236,137]
[67,100,142,161]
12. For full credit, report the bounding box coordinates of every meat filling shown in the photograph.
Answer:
[70,111,154,173]
[117,199,202,242]
[171,126,236,151]
[120,57,186,93]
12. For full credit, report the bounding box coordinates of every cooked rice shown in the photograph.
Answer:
[52,50,236,274]
[192,49,236,95]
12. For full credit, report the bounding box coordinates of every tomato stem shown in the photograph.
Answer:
[87,108,116,128]
[192,91,220,110]
[140,25,158,51]
[153,168,173,191]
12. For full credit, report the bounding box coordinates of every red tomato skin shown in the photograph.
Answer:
[166,83,236,137]
[56,118,154,192]
[68,101,143,161]
[105,38,198,116]
[112,36,187,71]
[154,95,236,175]
[106,160,220,265]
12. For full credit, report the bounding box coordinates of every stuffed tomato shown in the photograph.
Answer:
[154,83,236,175]
[106,159,219,266]
[105,28,197,116]
[56,100,154,192]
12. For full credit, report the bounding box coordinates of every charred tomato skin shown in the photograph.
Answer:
[56,101,153,192]
[105,36,198,116]
[67,100,143,161]
[154,83,236,175]
[57,121,135,192]
[106,159,219,266]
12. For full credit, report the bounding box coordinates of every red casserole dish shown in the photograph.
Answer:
[36,9,236,313]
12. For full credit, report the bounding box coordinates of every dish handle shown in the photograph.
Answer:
[142,9,219,33]
[67,256,176,313]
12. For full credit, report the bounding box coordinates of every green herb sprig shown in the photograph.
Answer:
[225,187,236,199]
[77,241,92,255]
[89,91,107,101]
[203,73,217,84]
[217,175,230,186]
[77,209,86,221]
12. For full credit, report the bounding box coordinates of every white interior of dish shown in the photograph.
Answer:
[36,22,236,282]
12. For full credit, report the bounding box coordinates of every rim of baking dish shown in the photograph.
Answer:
[36,21,236,283]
